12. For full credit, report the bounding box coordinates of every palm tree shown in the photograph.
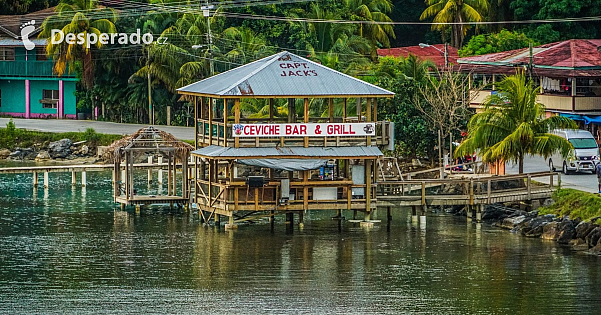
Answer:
[218,27,275,66]
[345,0,395,48]
[455,73,577,173]
[39,0,117,88]
[419,0,488,48]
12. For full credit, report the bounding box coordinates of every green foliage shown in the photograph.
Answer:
[458,29,536,57]
[455,72,577,173]
[0,126,121,150]
[539,189,601,222]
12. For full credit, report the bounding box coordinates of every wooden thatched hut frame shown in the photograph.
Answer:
[109,126,193,208]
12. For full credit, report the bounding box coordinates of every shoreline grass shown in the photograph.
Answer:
[538,188,601,224]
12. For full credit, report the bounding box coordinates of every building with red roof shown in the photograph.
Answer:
[458,40,601,138]
[377,44,459,69]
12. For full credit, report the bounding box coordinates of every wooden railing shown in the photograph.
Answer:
[378,171,558,206]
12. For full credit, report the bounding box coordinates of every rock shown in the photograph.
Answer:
[80,145,89,155]
[35,151,50,161]
[585,227,601,247]
[48,139,72,158]
[556,219,576,244]
[8,150,21,158]
[575,221,596,240]
[499,215,527,230]
[542,221,559,240]
[0,148,10,159]
[570,238,589,251]
[23,148,36,160]
[589,243,601,255]
[542,198,555,207]
[521,216,554,237]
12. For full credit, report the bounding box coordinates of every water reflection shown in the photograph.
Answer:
[0,171,600,314]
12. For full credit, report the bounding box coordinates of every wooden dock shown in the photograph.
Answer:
[377,171,559,221]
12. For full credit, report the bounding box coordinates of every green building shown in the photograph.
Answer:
[0,7,78,119]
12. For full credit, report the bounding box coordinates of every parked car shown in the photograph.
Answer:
[548,129,600,174]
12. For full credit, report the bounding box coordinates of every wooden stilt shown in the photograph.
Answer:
[81,171,86,187]
[71,171,76,186]
[158,156,163,185]
[33,172,38,187]
[43,171,49,188]
[148,155,153,183]
[225,213,238,230]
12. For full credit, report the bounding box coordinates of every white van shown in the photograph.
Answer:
[548,129,600,174]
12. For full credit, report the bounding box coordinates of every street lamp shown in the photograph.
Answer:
[419,42,448,69]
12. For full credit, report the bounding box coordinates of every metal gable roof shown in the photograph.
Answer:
[177,51,394,98]
[191,145,383,159]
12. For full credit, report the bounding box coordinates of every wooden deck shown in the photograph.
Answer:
[115,195,188,206]
[0,163,182,174]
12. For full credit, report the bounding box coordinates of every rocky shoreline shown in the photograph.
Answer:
[461,204,601,255]
[0,138,99,163]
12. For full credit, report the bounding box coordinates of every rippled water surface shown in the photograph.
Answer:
[1,169,600,314]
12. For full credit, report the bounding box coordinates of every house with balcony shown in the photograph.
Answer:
[377,44,459,70]
[458,39,601,138]
[0,7,77,119]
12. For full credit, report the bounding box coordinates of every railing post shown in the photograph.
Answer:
[469,179,474,205]
[527,174,532,200]
[550,173,554,188]
[487,179,491,204]
[558,172,561,188]
[421,181,425,206]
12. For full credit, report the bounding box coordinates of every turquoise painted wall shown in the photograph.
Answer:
[0,79,25,114]
[0,79,77,116]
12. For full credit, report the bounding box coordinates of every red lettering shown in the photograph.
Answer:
[302,63,308,68]
[310,70,317,76]
[288,71,296,76]
[279,63,286,68]
[286,63,294,68]
[280,70,287,76]
[296,70,303,76]
[303,70,311,76]
[286,125,292,134]
[294,63,301,68]
[300,125,306,134]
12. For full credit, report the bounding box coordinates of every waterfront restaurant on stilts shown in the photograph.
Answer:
[177,51,395,229]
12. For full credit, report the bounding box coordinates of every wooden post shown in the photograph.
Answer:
[373,98,377,123]
[366,98,372,146]
[44,171,49,188]
[269,98,274,122]
[527,174,532,200]
[71,171,76,186]
[81,171,86,187]
[303,170,309,211]
[304,98,309,148]
[234,98,240,148]
[208,97,213,146]
[421,181,426,206]
[550,173,554,188]
[33,172,38,187]
[147,155,153,183]
[387,206,392,222]
[254,187,259,211]
[356,98,362,122]
[208,159,212,204]
[194,97,198,150]
[343,98,347,121]
[168,152,172,196]
[158,156,163,185]
[487,179,491,204]
[365,159,372,220]
[223,99,228,147]
[328,98,334,122]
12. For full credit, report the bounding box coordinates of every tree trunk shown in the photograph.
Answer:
[519,155,524,174]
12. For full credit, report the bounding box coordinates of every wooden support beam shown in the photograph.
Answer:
[343,98,347,121]
[194,97,198,150]
[43,171,48,188]
[366,98,372,146]
[223,99,228,147]
[303,170,309,211]
[328,98,334,122]
[373,98,377,123]
[269,98,274,122]
[33,171,38,187]
[234,98,240,148]
[365,159,372,220]
[304,98,309,148]
[208,97,213,146]
[147,155,153,183]
[71,170,76,186]
[158,156,163,185]
[81,171,86,187]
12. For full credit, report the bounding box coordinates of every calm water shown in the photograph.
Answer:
[1,169,600,314]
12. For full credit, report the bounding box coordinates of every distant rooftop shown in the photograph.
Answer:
[0,6,56,39]
[377,44,459,69]
[458,39,601,77]
[177,51,395,98]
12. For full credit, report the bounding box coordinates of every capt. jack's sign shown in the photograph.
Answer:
[232,123,375,137]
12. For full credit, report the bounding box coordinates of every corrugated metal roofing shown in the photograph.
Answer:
[377,44,459,69]
[0,7,56,38]
[177,51,394,98]
[458,39,601,77]
[191,145,383,159]
[0,38,46,46]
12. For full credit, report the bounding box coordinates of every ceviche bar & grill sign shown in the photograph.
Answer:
[232,123,375,137]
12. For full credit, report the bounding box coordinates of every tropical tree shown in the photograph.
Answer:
[455,72,577,173]
[419,0,489,48]
[345,0,396,48]
[217,27,275,66]
[39,0,117,88]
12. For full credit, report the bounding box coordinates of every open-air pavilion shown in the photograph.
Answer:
[177,51,394,229]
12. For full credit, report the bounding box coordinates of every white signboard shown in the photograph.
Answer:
[232,123,375,137]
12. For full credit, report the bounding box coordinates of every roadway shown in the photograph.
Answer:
[506,155,599,193]
[0,118,195,141]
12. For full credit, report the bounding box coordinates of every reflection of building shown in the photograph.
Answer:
[0,7,78,119]
[458,39,601,138]
[177,51,395,228]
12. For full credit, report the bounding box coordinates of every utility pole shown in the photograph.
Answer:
[202,3,215,76]
[147,45,153,125]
